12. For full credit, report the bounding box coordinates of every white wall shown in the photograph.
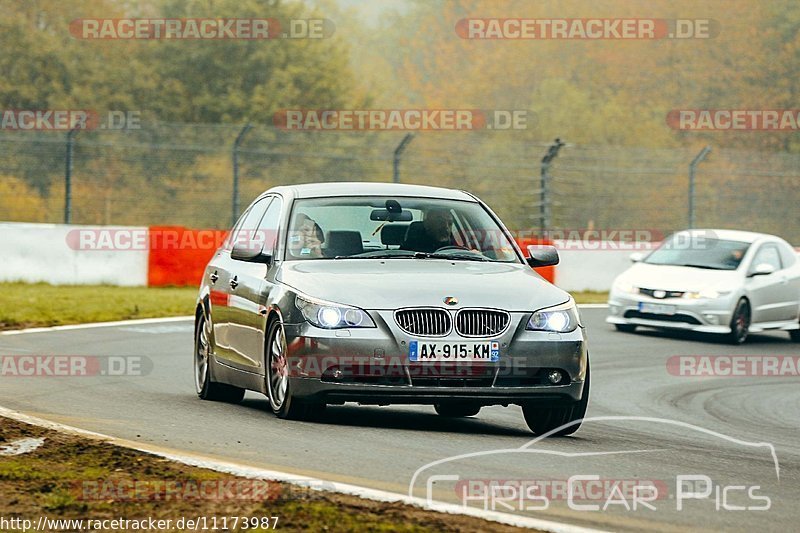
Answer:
[0,223,148,286]
[554,240,659,292]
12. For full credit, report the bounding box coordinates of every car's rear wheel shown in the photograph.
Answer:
[522,362,589,437]
[434,403,481,417]
[614,324,637,333]
[266,319,325,420]
[195,313,245,403]
[725,299,751,345]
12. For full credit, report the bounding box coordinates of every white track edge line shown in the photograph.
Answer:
[0,316,194,336]
[0,406,605,533]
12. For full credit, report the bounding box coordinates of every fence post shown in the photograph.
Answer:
[232,123,253,226]
[688,145,711,229]
[392,133,414,184]
[64,127,80,224]
[539,138,564,234]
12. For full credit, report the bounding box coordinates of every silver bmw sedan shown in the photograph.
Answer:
[607,229,800,344]
[194,182,589,436]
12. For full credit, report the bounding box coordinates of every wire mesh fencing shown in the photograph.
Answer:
[0,123,798,243]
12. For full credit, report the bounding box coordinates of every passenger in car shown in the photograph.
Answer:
[288,213,324,258]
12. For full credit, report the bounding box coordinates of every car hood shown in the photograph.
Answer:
[277,259,569,311]
[618,262,741,292]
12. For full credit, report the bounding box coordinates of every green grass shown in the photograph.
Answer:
[0,282,607,331]
[0,283,197,330]
[571,291,609,304]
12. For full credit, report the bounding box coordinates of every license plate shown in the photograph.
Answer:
[409,341,499,362]
[638,302,676,315]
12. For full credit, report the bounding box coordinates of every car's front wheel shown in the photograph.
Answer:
[266,319,325,420]
[434,403,481,417]
[522,362,589,437]
[725,298,751,345]
[790,317,800,342]
[195,313,245,403]
[614,324,637,333]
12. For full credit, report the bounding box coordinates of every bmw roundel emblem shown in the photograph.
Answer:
[443,296,459,306]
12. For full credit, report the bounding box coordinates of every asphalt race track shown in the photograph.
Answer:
[1,309,798,532]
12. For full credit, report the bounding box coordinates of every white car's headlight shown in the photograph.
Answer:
[684,289,727,299]
[613,280,637,294]
[295,295,376,329]
[527,298,580,333]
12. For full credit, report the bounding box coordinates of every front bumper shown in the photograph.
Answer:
[283,310,588,406]
[607,290,736,334]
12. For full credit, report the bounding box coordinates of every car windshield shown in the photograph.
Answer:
[285,196,520,263]
[644,236,750,270]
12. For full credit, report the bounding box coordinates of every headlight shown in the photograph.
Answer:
[613,280,637,294]
[527,298,580,333]
[684,289,729,299]
[295,295,375,329]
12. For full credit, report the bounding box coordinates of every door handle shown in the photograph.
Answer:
[229,276,239,290]
[209,271,219,284]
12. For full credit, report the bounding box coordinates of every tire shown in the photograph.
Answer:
[614,324,637,333]
[790,320,800,342]
[265,319,325,420]
[725,299,751,345]
[434,403,481,417]
[195,313,245,403]
[522,362,590,437]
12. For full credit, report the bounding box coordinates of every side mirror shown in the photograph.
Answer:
[526,245,559,268]
[629,252,644,263]
[231,243,272,264]
[748,262,776,277]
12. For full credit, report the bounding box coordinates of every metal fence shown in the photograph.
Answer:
[1,123,798,243]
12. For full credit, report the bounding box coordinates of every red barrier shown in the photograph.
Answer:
[516,238,556,284]
[147,227,228,287]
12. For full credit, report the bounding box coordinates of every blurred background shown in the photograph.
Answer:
[1,0,798,241]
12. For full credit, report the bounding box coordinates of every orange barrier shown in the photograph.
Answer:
[516,238,556,284]
[147,227,228,287]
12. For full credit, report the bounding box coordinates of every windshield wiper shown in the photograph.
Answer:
[679,263,725,270]
[419,252,490,262]
[334,253,416,259]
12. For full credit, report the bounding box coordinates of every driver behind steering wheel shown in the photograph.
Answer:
[401,207,455,253]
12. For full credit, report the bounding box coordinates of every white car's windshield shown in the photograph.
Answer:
[285,196,519,263]
[644,236,750,271]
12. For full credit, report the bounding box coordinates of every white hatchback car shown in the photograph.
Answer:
[607,229,800,344]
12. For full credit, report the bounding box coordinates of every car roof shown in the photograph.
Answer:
[264,182,476,201]
[675,229,779,244]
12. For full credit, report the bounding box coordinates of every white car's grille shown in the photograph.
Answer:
[455,309,511,337]
[395,309,451,336]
